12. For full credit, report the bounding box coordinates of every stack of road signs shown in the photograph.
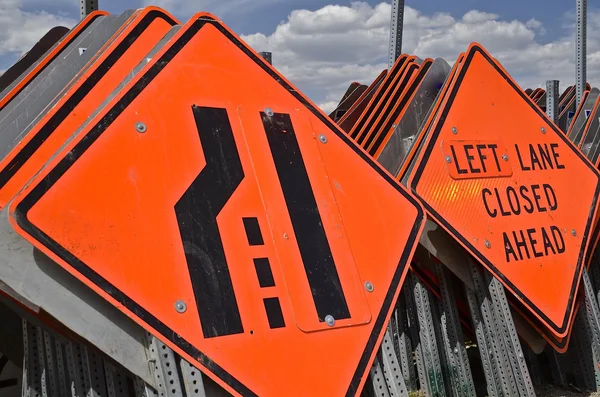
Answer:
[335,69,388,132]
[333,43,600,395]
[5,5,600,397]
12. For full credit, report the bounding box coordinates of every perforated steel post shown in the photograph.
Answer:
[388,0,405,69]
[80,0,98,19]
[546,80,559,123]
[576,0,587,108]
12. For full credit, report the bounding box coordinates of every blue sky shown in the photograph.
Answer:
[1,0,598,109]
[14,0,577,38]
[14,0,578,37]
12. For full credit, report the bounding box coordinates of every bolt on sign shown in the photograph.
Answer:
[9,13,425,396]
[407,43,600,340]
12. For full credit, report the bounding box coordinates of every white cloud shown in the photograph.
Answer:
[319,101,339,114]
[241,2,599,112]
[0,0,76,56]
[462,10,499,24]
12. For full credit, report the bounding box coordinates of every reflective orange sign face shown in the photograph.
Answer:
[9,14,424,397]
[408,43,600,338]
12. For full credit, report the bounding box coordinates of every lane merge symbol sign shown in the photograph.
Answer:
[9,14,425,397]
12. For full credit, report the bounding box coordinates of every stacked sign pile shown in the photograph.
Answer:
[330,46,600,396]
[2,6,600,397]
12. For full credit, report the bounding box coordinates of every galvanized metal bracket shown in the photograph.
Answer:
[20,318,144,397]
[484,272,535,397]
[145,333,208,397]
[433,263,476,397]
[392,297,418,390]
[409,273,447,396]
[380,325,409,397]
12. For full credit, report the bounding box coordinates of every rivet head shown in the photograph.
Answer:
[175,300,187,313]
[485,240,491,248]
[502,154,509,161]
[325,315,335,327]
[572,229,577,236]
[135,122,147,133]
[319,134,328,143]
[452,126,458,134]
[283,233,289,239]
[541,127,546,134]
[365,281,374,292]
[265,108,274,117]
[445,156,452,163]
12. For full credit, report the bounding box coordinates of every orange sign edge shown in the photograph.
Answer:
[337,69,387,127]
[566,89,589,138]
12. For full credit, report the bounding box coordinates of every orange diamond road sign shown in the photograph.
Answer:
[9,13,425,397]
[408,43,600,339]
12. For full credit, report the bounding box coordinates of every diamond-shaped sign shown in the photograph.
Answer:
[408,43,600,338]
[9,13,424,396]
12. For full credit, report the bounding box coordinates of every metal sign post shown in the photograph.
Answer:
[547,80,559,123]
[80,0,98,20]
[388,0,405,69]
[576,0,587,108]
[259,51,272,65]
